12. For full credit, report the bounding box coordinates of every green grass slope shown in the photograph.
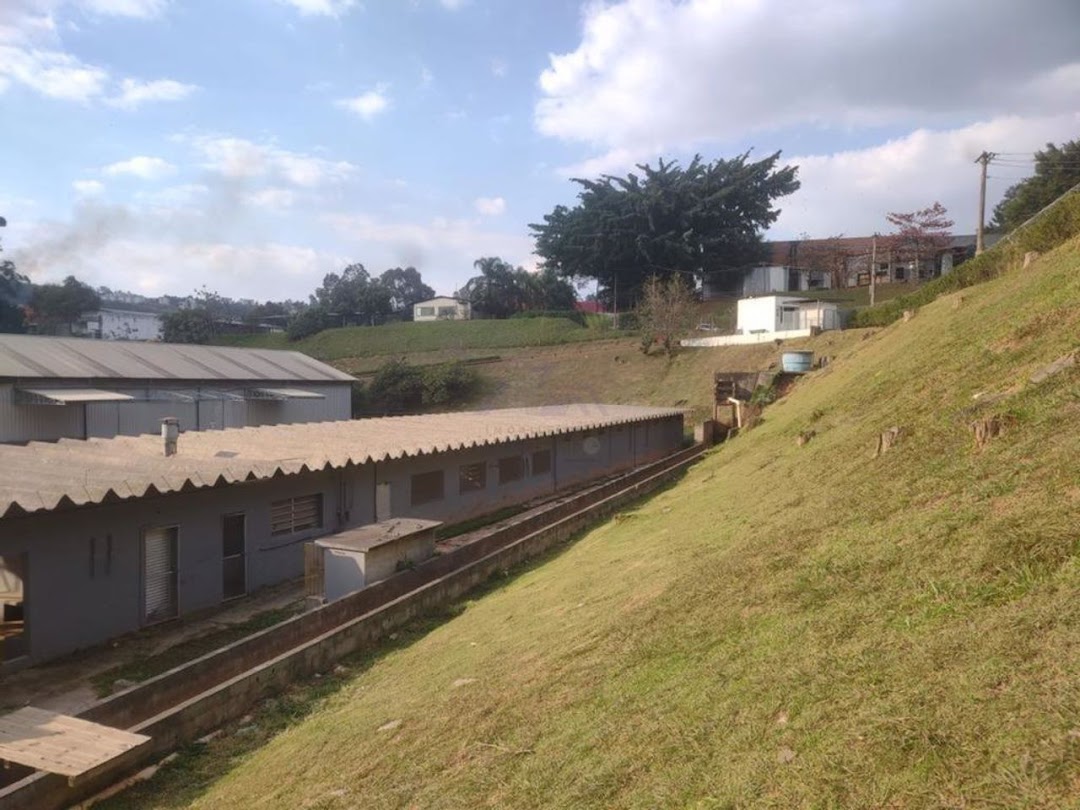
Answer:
[113,240,1080,808]
[215,316,622,360]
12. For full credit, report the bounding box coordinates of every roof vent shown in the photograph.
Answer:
[161,417,179,457]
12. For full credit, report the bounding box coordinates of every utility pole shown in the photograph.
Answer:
[869,234,877,307]
[975,151,996,255]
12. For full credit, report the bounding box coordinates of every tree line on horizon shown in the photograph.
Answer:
[1,136,1074,343]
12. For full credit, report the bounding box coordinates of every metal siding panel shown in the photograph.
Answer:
[0,384,84,443]
[86,403,119,438]
[118,401,198,437]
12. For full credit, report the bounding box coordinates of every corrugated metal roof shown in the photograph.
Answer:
[0,334,354,383]
[0,404,682,518]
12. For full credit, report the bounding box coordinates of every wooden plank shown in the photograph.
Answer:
[0,707,149,779]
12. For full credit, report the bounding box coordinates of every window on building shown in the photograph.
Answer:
[411,470,445,506]
[418,306,435,317]
[437,306,457,317]
[531,449,552,476]
[894,266,906,281]
[498,455,525,485]
[459,462,487,494]
[270,493,323,536]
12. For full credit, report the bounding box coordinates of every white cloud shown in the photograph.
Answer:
[438,0,467,9]
[47,238,343,297]
[76,0,168,18]
[107,77,196,108]
[72,179,104,196]
[336,84,389,121]
[771,113,1080,239]
[536,0,1080,158]
[419,65,433,87]
[474,196,506,216]
[490,57,507,78]
[0,45,108,101]
[326,212,535,283]
[244,188,297,210]
[272,0,357,18]
[185,135,356,187]
[102,156,176,180]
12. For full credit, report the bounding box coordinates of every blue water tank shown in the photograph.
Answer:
[781,350,814,373]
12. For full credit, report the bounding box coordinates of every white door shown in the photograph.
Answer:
[143,527,178,624]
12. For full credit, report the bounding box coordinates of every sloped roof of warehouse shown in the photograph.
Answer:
[0,334,354,383]
[0,404,683,518]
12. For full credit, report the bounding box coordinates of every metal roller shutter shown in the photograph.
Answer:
[143,527,177,624]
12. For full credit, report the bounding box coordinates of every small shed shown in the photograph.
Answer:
[309,518,441,602]
[736,296,841,335]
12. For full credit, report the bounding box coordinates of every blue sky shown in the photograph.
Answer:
[2,0,1078,300]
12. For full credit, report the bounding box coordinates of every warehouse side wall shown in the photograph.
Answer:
[0,414,682,665]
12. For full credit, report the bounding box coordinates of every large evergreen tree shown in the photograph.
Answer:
[991,139,1080,233]
[529,152,799,307]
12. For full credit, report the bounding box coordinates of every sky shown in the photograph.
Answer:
[1,0,1078,301]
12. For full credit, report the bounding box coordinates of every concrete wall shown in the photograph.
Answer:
[0,382,351,443]
[0,467,370,664]
[0,415,682,665]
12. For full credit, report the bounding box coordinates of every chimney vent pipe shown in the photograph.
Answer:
[162,417,179,457]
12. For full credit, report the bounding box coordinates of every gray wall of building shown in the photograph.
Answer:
[0,382,351,444]
[0,414,683,664]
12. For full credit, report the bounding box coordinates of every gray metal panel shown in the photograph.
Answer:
[119,401,198,437]
[0,334,354,383]
[0,384,84,443]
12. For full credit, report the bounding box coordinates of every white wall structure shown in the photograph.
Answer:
[737,296,841,334]
[76,309,164,341]
[413,297,471,321]
[682,296,841,348]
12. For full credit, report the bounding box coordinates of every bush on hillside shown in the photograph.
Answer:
[286,306,333,341]
[358,359,480,416]
[510,310,586,327]
[852,189,1080,327]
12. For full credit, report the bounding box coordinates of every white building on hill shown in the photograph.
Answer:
[413,297,471,321]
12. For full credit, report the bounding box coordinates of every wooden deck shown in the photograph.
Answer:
[0,706,149,783]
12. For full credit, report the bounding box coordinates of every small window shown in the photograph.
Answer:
[411,470,444,506]
[437,306,457,316]
[498,456,524,485]
[459,462,487,494]
[271,494,323,536]
[531,449,552,476]
[419,306,435,316]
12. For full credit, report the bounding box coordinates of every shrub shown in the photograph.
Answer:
[286,306,332,341]
[421,363,480,408]
[358,359,480,416]
[366,359,425,414]
[510,310,587,327]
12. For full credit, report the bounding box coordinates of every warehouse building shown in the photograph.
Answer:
[0,404,684,667]
[0,334,354,444]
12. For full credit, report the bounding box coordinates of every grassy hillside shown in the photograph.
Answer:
[109,239,1080,808]
[216,317,624,360]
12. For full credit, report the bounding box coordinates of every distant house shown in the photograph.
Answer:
[413,297,471,321]
[702,233,1000,299]
[75,308,163,341]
